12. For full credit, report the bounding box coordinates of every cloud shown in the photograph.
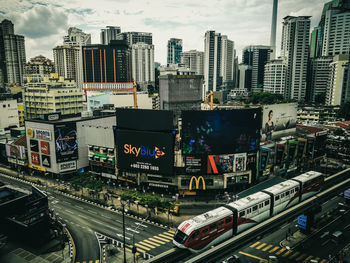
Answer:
[17,5,68,38]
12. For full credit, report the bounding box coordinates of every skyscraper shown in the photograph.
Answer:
[24,55,55,75]
[204,30,236,94]
[167,38,183,65]
[310,27,323,58]
[53,45,80,81]
[180,50,204,75]
[82,40,132,93]
[0,19,26,89]
[270,0,278,59]
[238,64,252,91]
[326,54,350,105]
[117,32,153,46]
[322,9,350,56]
[281,16,310,101]
[131,42,155,89]
[100,26,121,45]
[242,45,271,92]
[63,27,91,90]
[263,58,286,95]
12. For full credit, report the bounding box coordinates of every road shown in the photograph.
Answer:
[218,194,349,263]
[0,174,175,263]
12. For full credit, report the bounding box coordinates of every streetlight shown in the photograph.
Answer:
[131,214,149,263]
[118,197,128,263]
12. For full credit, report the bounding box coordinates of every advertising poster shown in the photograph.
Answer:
[246,152,257,171]
[259,148,270,171]
[115,129,174,175]
[297,138,307,159]
[31,152,40,165]
[276,143,286,166]
[54,123,78,162]
[261,103,297,141]
[40,141,50,155]
[116,108,173,131]
[182,109,261,155]
[30,139,39,152]
[6,144,26,160]
[233,153,247,172]
[41,155,51,168]
[207,154,234,174]
[185,155,206,174]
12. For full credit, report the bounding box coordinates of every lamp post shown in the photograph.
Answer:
[132,214,149,263]
[118,197,128,263]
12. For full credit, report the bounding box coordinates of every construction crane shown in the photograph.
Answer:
[204,91,214,110]
[133,81,138,109]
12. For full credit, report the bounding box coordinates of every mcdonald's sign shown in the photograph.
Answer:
[189,176,206,190]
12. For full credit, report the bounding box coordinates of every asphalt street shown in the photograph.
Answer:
[0,174,175,263]
[218,194,348,263]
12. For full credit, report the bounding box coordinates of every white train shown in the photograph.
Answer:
[173,171,324,252]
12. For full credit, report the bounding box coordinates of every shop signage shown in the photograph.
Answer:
[189,176,206,190]
[35,129,52,141]
[59,161,76,172]
[28,164,46,172]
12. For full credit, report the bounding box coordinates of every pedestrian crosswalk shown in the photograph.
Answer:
[248,241,327,262]
[75,260,99,263]
[127,229,175,255]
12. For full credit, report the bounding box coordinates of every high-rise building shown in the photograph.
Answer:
[117,32,153,46]
[131,43,155,89]
[82,40,132,93]
[310,27,323,58]
[100,26,121,45]
[0,19,26,89]
[322,9,350,56]
[270,0,278,59]
[242,45,271,92]
[237,64,252,91]
[64,27,91,46]
[53,45,79,81]
[167,38,183,65]
[308,56,333,102]
[180,50,204,75]
[281,16,310,101]
[159,74,203,121]
[23,73,84,119]
[204,30,236,94]
[263,58,286,95]
[24,55,55,75]
[0,98,19,129]
[326,54,350,105]
[63,27,91,90]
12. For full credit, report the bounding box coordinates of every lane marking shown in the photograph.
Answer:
[88,210,97,214]
[257,243,267,250]
[153,236,170,242]
[125,247,139,255]
[295,253,307,261]
[126,227,139,234]
[158,234,173,240]
[320,260,328,263]
[238,251,267,262]
[262,245,273,251]
[276,248,286,255]
[161,232,174,237]
[101,214,112,219]
[269,246,280,253]
[75,205,84,209]
[142,240,160,247]
[303,256,313,262]
[78,214,88,219]
[250,241,260,248]
[148,238,166,245]
[282,250,293,257]
[289,251,300,259]
[66,210,74,215]
[168,230,175,234]
[138,241,156,249]
[129,245,146,253]
[134,243,151,251]
[135,222,148,228]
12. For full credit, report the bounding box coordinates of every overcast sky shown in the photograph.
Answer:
[1,0,326,65]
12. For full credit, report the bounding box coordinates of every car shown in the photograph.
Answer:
[222,254,240,263]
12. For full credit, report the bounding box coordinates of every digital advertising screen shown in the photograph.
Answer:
[115,129,174,175]
[233,153,247,172]
[207,154,234,174]
[182,109,261,155]
[30,139,39,152]
[261,103,297,141]
[116,108,173,131]
[54,123,78,162]
[185,155,207,174]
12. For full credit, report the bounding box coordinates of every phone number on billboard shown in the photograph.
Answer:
[130,163,160,171]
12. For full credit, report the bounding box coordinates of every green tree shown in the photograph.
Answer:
[333,128,344,136]
[245,92,286,105]
[337,99,350,120]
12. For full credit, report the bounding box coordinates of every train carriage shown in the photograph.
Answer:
[291,171,323,201]
[227,192,271,233]
[263,180,300,215]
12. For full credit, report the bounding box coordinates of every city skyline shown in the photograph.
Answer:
[1,0,327,65]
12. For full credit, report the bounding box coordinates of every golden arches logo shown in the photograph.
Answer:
[189,176,206,191]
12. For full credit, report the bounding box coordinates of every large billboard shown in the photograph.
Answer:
[261,103,297,141]
[116,108,173,131]
[54,123,78,162]
[182,109,261,155]
[115,129,174,175]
